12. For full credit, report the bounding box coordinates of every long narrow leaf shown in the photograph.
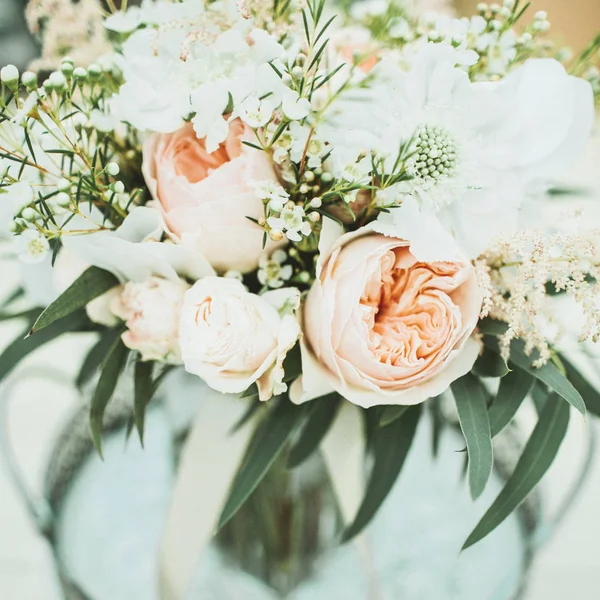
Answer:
[463,394,570,549]
[31,267,118,334]
[560,354,600,417]
[0,310,88,382]
[218,398,308,529]
[489,370,534,437]
[89,337,129,456]
[342,405,421,542]
[76,328,123,390]
[452,374,494,500]
[379,404,409,427]
[484,336,585,415]
[288,393,341,467]
[134,360,154,445]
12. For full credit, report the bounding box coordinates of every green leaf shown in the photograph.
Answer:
[0,307,44,323]
[218,397,308,529]
[484,336,586,416]
[473,348,510,379]
[451,374,494,500]
[477,318,509,337]
[0,310,88,382]
[379,404,409,427]
[288,393,341,468]
[560,355,600,418]
[134,360,154,445]
[89,337,129,456]
[463,394,570,550]
[30,267,118,334]
[76,328,123,390]
[489,369,534,438]
[342,405,421,542]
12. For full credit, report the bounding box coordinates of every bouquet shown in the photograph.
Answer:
[2,0,600,588]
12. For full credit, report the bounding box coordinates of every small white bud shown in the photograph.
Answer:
[309,197,322,208]
[427,30,441,42]
[490,3,500,13]
[112,181,125,194]
[9,221,18,233]
[61,62,74,77]
[88,64,102,78]
[490,19,501,30]
[55,192,71,208]
[21,71,38,90]
[73,67,88,80]
[320,172,333,184]
[299,183,310,195]
[268,199,284,213]
[291,66,304,79]
[269,229,284,242]
[308,211,320,222]
[22,207,37,222]
[49,71,67,90]
[281,73,292,85]
[56,178,71,192]
[1,64,19,86]
[297,271,310,283]
[476,2,489,13]
[503,0,514,8]
[499,6,511,18]
[534,10,547,20]
[106,162,120,176]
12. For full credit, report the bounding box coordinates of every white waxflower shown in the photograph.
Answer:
[14,230,50,264]
[104,7,144,33]
[341,156,371,184]
[90,109,118,133]
[253,180,289,202]
[238,96,274,128]
[485,30,517,75]
[258,250,293,288]
[281,89,311,121]
[267,205,311,242]
[288,122,327,168]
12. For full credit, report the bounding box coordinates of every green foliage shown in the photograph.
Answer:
[463,394,570,549]
[378,404,409,427]
[76,327,123,390]
[451,374,494,500]
[560,355,600,418]
[473,347,510,378]
[89,336,129,456]
[30,267,118,334]
[218,397,308,529]
[489,370,534,437]
[342,405,421,542]
[288,393,342,467]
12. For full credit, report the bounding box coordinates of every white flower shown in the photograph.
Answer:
[179,277,300,401]
[281,88,311,121]
[253,180,289,203]
[14,230,50,264]
[288,122,327,168]
[104,7,144,33]
[112,276,190,363]
[485,30,517,75]
[238,96,274,128]
[90,109,118,133]
[267,205,312,242]
[258,250,293,288]
[3,182,35,215]
[329,45,594,258]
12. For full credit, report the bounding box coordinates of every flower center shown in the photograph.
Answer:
[412,125,458,183]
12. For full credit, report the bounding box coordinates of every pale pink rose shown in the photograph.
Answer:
[292,231,483,407]
[142,119,281,274]
[53,250,121,327]
[111,276,190,363]
[179,276,300,401]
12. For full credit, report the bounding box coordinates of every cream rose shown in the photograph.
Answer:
[179,277,300,401]
[292,230,483,407]
[111,276,190,363]
[142,119,281,274]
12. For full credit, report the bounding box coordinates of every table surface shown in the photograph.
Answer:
[1,136,600,599]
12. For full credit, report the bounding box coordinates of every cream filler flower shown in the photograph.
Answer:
[258,250,293,289]
[267,205,312,242]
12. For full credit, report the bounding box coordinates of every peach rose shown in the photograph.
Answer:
[142,120,280,274]
[111,276,190,363]
[179,277,300,401]
[291,230,483,407]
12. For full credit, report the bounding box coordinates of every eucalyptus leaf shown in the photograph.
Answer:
[560,355,600,418]
[76,328,123,390]
[31,266,118,334]
[0,310,88,382]
[342,405,421,542]
[463,394,570,550]
[379,404,409,427]
[484,336,585,416]
[473,348,510,379]
[288,393,341,468]
[489,370,534,438]
[451,374,494,500]
[89,337,129,456]
[218,397,308,529]
[134,360,154,445]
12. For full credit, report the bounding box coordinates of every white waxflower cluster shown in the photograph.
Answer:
[481,227,600,365]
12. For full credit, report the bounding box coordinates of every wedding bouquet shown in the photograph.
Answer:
[2,0,600,576]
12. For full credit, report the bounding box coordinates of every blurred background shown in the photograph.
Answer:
[1,0,600,598]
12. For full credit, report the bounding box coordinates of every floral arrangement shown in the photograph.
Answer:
[1,0,600,559]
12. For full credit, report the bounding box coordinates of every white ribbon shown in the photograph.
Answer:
[158,383,254,600]
[321,403,383,600]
